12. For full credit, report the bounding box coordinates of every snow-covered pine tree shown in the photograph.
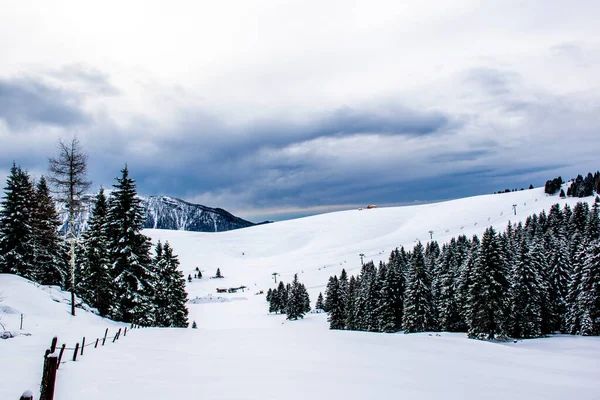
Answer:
[456,235,479,326]
[509,238,543,338]
[300,283,311,314]
[324,275,336,313]
[403,242,435,333]
[566,233,586,334]
[377,251,405,333]
[338,269,349,321]
[547,234,571,332]
[0,164,35,278]
[353,261,378,331]
[106,166,155,324]
[276,281,287,314]
[315,292,325,311]
[31,176,67,286]
[579,238,600,335]
[157,241,189,327]
[434,243,461,332]
[345,275,359,330]
[326,276,345,329]
[268,287,280,313]
[466,227,509,339]
[286,274,307,320]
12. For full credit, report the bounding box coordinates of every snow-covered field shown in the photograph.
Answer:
[2,187,599,399]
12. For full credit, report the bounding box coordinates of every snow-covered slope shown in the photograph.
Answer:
[3,186,600,400]
[147,187,596,299]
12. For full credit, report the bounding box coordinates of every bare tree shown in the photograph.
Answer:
[48,137,92,316]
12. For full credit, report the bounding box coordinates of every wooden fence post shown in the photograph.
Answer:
[57,344,66,369]
[50,337,57,353]
[95,338,99,348]
[81,337,86,356]
[73,343,80,362]
[123,326,127,336]
[40,349,58,400]
[102,328,108,346]
[113,328,121,343]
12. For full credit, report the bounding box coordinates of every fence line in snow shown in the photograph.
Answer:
[31,323,143,400]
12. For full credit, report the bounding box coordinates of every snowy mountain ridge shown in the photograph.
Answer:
[59,194,257,233]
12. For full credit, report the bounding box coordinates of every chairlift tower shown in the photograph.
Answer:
[512,204,517,215]
[359,253,365,265]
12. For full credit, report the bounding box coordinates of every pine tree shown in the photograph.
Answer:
[156,241,189,327]
[509,238,543,338]
[268,287,280,313]
[215,268,222,278]
[78,188,113,316]
[434,244,461,332]
[315,292,325,311]
[106,166,155,324]
[276,281,287,314]
[456,235,479,326]
[286,274,307,320]
[31,176,66,286]
[579,239,600,335]
[0,164,35,278]
[403,242,435,333]
[326,276,345,329]
[353,261,378,331]
[378,252,405,332]
[466,227,509,339]
[345,275,359,330]
[547,234,571,332]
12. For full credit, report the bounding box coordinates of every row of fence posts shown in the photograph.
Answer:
[26,324,144,400]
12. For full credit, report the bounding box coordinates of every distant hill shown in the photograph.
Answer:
[59,195,258,233]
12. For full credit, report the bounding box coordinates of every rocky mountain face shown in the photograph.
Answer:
[60,195,257,233]
[140,196,256,232]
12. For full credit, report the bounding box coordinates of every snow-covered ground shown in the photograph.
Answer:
[1,187,599,399]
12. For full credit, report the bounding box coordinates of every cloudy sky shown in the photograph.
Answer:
[1,0,599,221]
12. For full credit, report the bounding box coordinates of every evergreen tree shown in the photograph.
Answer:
[353,261,378,331]
[0,164,35,278]
[466,227,509,339]
[78,188,113,316]
[579,239,600,335]
[547,234,571,332]
[403,242,435,333]
[326,276,345,329]
[268,287,280,313]
[456,236,479,325]
[155,241,189,327]
[378,252,406,332]
[345,275,359,330]
[434,244,461,332]
[31,176,66,286]
[315,292,325,311]
[106,166,155,324]
[215,268,223,278]
[300,283,311,314]
[286,274,307,320]
[509,239,543,338]
[276,281,287,314]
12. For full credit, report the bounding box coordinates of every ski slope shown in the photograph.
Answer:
[1,187,599,399]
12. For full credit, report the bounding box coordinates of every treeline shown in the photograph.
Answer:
[0,163,188,327]
[266,274,311,320]
[322,198,600,339]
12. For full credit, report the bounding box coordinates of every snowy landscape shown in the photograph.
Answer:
[2,186,599,399]
[2,2,600,398]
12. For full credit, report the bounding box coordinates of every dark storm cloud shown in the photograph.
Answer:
[0,77,89,129]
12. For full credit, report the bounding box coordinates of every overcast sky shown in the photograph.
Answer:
[1,0,599,221]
